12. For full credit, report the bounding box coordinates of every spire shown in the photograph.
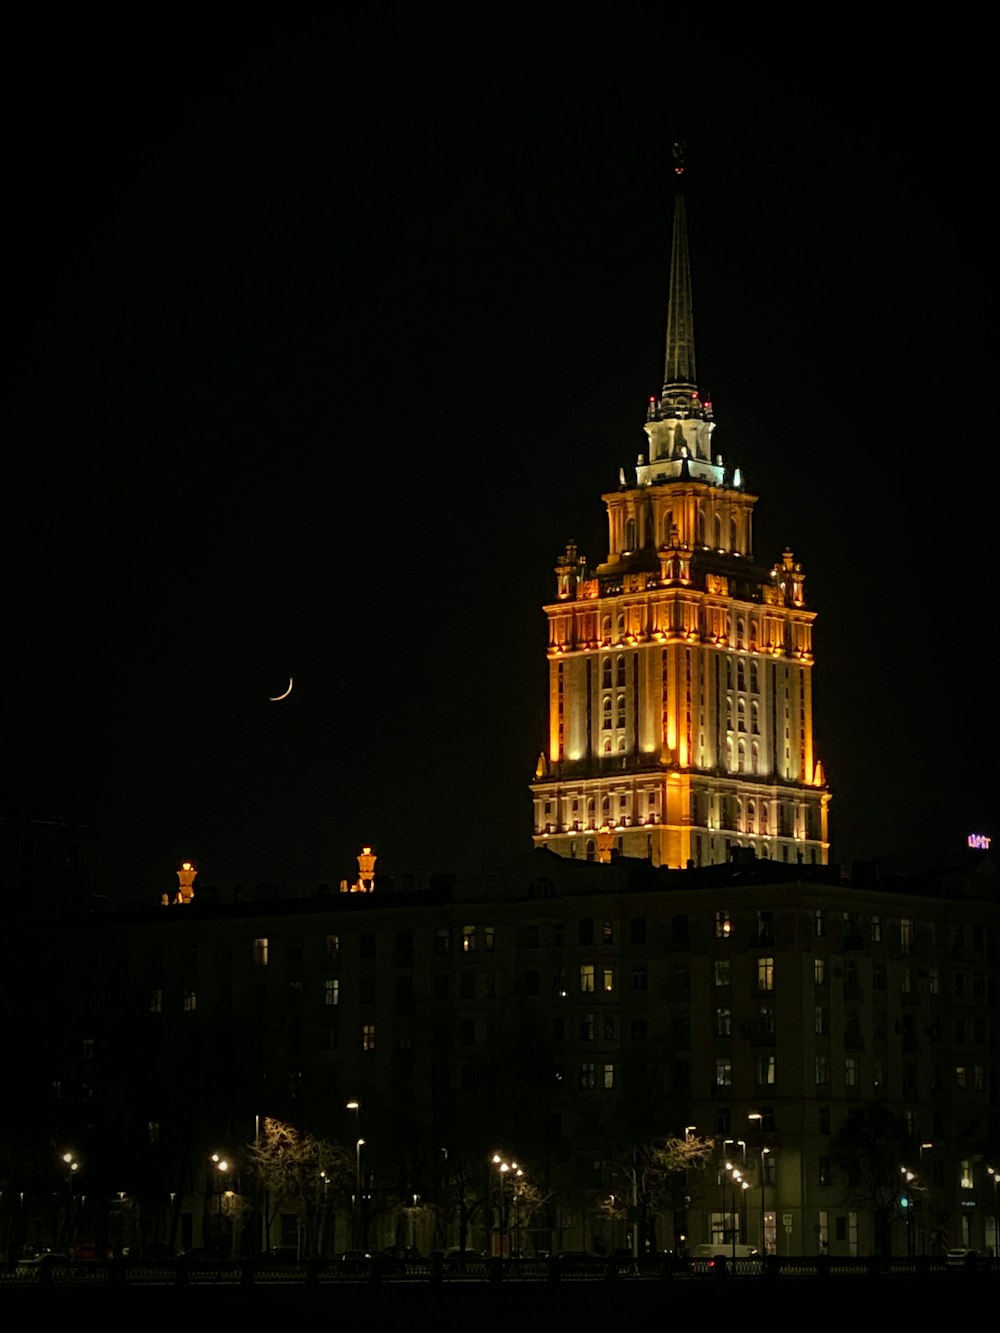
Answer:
[661,192,697,399]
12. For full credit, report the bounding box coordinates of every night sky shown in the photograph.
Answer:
[5,20,995,899]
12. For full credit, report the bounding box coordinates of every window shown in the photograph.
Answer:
[434,974,450,1001]
[816,1055,829,1086]
[580,1062,596,1090]
[579,1014,595,1042]
[871,915,882,943]
[900,918,913,955]
[632,964,648,991]
[183,990,197,1013]
[523,970,540,996]
[253,937,269,966]
[815,1005,827,1035]
[579,918,594,945]
[460,972,476,1000]
[715,1058,732,1087]
[757,1055,775,1085]
[758,1005,776,1036]
[630,917,647,945]
[459,1018,475,1046]
[756,910,774,944]
[362,1024,376,1052]
[757,957,774,992]
[929,967,940,994]
[715,911,732,939]
[150,988,162,1013]
[818,1106,831,1135]
[324,979,339,1007]
[714,959,731,987]
[360,932,375,960]
[814,958,826,985]
[630,1018,648,1040]
[580,965,595,993]
[602,920,614,944]
[716,1007,732,1037]
[603,1064,615,1090]
[462,925,476,953]
[602,968,614,993]
[484,926,495,952]
[818,1157,832,1187]
[873,962,885,991]
[845,1057,858,1087]
[814,909,825,938]
[325,934,339,962]
[960,1160,973,1189]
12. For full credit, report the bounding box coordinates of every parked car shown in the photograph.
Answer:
[945,1248,978,1269]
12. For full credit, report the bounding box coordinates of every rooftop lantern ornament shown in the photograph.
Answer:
[342,846,377,893]
[163,861,197,907]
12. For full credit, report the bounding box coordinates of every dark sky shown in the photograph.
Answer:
[5,20,995,897]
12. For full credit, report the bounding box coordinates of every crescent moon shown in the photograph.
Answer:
[270,677,293,702]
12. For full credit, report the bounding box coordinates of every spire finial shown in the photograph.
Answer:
[661,182,697,399]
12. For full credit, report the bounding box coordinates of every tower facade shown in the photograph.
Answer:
[532,191,830,868]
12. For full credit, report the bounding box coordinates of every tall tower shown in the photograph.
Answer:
[531,178,830,868]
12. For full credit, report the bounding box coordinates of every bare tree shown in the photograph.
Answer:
[830,1103,914,1259]
[247,1117,353,1257]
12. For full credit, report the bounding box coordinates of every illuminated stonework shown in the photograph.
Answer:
[532,192,830,869]
[163,860,198,906]
[341,844,378,893]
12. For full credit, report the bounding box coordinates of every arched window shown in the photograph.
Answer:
[603,738,612,754]
[751,701,760,734]
[737,699,747,733]
[616,695,626,728]
[736,798,743,830]
[624,517,636,551]
[737,661,746,692]
[601,795,611,820]
[602,615,612,642]
[750,622,758,650]
[737,740,746,772]
[617,736,626,753]
[736,618,746,649]
[726,696,734,729]
[714,513,723,549]
[602,658,612,689]
[585,839,596,862]
[696,507,706,545]
[616,614,625,638]
[730,516,738,551]
[663,511,673,545]
[616,655,625,687]
[602,698,612,730]
[760,804,769,835]
[747,800,756,834]
[751,741,760,775]
[751,662,759,694]
[725,736,734,771]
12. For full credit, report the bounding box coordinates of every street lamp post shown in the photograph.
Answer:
[61,1152,80,1252]
[987,1167,999,1258]
[346,1100,361,1249]
[748,1114,769,1259]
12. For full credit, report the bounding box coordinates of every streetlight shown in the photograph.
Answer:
[987,1166,999,1258]
[748,1114,769,1258]
[491,1153,524,1259]
[60,1152,80,1251]
[355,1138,366,1249]
[346,1101,361,1249]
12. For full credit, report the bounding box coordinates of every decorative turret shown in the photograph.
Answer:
[163,860,197,906]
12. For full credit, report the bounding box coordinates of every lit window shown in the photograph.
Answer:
[325,934,339,961]
[183,990,197,1013]
[148,1121,160,1146]
[462,925,476,953]
[900,918,913,955]
[815,910,825,938]
[714,959,731,986]
[757,1055,775,1085]
[603,920,614,944]
[814,958,826,985]
[579,1014,595,1041]
[815,1006,826,1035]
[845,1057,858,1087]
[82,1038,95,1060]
[324,979,339,1007]
[253,937,269,966]
[362,1024,376,1052]
[716,1008,731,1036]
[871,916,881,944]
[757,957,774,992]
[715,911,732,939]
[602,968,614,993]
[150,989,162,1013]
[580,1062,596,1090]
[580,965,595,993]
[960,1160,973,1189]
[603,1063,615,1090]
[815,1055,829,1086]
[484,926,495,952]
[715,1058,732,1087]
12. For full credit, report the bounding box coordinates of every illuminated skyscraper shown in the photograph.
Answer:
[532,186,830,868]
